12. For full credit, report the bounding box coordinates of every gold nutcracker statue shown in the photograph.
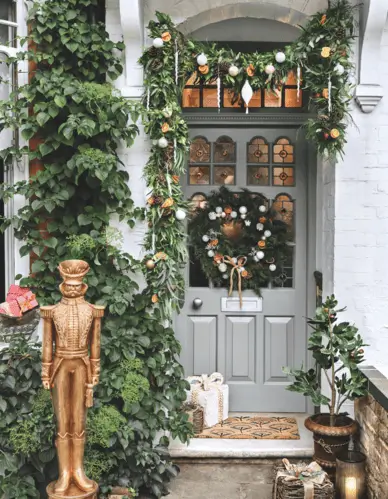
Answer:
[41,260,104,499]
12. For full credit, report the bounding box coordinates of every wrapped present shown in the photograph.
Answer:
[0,286,38,318]
[17,291,39,313]
[186,372,229,428]
[273,458,334,499]
[0,300,22,317]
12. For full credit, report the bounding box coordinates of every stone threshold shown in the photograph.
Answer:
[169,413,313,459]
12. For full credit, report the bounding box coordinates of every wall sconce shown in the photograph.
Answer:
[336,451,366,499]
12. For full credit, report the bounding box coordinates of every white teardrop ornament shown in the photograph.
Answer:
[241,80,253,114]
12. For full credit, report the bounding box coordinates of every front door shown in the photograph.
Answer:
[176,127,308,412]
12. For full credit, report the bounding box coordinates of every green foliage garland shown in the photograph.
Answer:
[189,187,290,294]
[0,0,192,497]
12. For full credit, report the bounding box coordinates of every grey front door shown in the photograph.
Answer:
[176,127,308,412]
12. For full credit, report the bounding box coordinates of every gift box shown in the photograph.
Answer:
[186,372,229,429]
[0,286,38,318]
[273,459,334,499]
[17,291,39,313]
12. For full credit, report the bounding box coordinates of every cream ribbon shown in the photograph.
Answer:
[187,373,224,425]
[224,256,247,309]
[273,459,330,499]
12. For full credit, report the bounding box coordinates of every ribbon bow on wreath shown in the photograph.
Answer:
[224,256,247,308]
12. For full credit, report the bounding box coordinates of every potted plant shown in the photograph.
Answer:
[283,295,368,470]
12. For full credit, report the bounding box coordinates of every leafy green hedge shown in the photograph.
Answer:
[0,0,191,497]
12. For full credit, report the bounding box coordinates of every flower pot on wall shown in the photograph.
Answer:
[305,413,358,470]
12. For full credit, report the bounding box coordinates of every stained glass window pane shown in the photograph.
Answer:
[189,137,210,163]
[264,89,281,107]
[273,252,294,288]
[272,194,294,236]
[214,166,235,185]
[273,138,294,163]
[248,137,269,163]
[203,88,218,107]
[285,89,302,108]
[273,167,295,186]
[214,136,236,163]
[190,193,207,211]
[247,166,269,186]
[189,166,210,185]
[182,88,200,108]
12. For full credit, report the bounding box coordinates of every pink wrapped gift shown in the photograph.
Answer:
[0,300,22,317]
[17,291,39,313]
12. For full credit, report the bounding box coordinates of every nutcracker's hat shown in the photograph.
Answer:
[58,260,90,285]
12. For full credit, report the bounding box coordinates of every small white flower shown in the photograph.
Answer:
[259,205,266,213]
[221,212,226,218]
[208,212,217,220]
[269,264,276,272]
[202,235,210,242]
[261,236,266,240]
[239,206,247,214]
[222,273,228,279]
[264,230,271,238]
[241,214,246,220]
[207,250,215,257]
[256,223,264,231]
[244,220,251,226]
[253,255,259,262]
[215,206,223,214]
[219,263,227,273]
[231,211,238,219]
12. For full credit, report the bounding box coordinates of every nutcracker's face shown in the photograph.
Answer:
[62,283,84,298]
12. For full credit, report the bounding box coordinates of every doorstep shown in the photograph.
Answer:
[169,413,313,459]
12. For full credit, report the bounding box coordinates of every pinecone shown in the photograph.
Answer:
[337,26,347,39]
[217,61,230,77]
[153,195,163,205]
[148,46,159,57]
[318,114,330,123]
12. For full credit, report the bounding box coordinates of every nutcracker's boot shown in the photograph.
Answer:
[72,437,95,491]
[54,438,71,493]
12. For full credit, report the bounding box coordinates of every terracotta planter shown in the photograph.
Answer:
[305,413,358,470]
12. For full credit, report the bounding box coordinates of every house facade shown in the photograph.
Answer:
[1,0,388,414]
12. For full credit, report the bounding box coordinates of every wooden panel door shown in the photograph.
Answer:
[176,127,308,412]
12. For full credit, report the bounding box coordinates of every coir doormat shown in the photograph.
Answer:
[196,416,300,440]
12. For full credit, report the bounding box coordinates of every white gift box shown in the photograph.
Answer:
[186,372,229,428]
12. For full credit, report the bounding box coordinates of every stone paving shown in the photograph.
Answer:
[165,461,274,499]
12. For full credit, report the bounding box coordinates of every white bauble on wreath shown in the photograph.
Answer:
[207,250,215,257]
[175,209,186,221]
[269,264,277,272]
[264,230,272,237]
[256,251,265,260]
[259,205,266,213]
[197,53,208,66]
[158,137,168,148]
[208,212,217,221]
[265,64,275,75]
[275,52,286,64]
[153,38,164,48]
[218,263,227,273]
[239,206,247,214]
[228,65,239,77]
[202,235,209,242]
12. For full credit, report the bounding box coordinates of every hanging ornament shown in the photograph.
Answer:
[241,214,246,220]
[275,52,286,64]
[245,220,251,227]
[162,106,172,118]
[197,53,208,66]
[153,38,164,48]
[241,80,253,114]
[146,87,150,111]
[253,255,259,262]
[158,137,168,148]
[175,40,179,85]
[146,259,156,270]
[256,251,265,260]
[231,211,238,219]
[265,64,275,75]
[256,223,264,231]
[207,250,215,258]
[334,63,345,75]
[202,235,209,242]
[239,206,247,214]
[219,263,227,273]
[297,66,301,100]
[228,65,239,77]
[269,264,277,272]
[215,206,223,214]
[264,230,271,237]
[328,77,332,113]
[217,73,221,112]
[208,212,217,221]
[176,209,186,221]
[161,32,171,42]
[259,205,266,213]
[222,273,228,279]
[330,128,340,139]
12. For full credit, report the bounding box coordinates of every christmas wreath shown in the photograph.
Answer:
[189,187,290,303]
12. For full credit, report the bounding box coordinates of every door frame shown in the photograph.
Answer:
[179,111,317,414]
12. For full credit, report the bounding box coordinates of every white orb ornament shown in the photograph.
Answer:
[261,236,266,241]
[228,65,239,77]
[208,211,217,221]
[256,223,264,231]
[269,264,277,272]
[259,205,266,213]
[334,63,345,75]
[221,212,226,218]
[253,255,259,262]
[265,64,275,75]
[197,53,208,66]
[275,52,286,64]
[215,206,223,214]
[241,214,246,220]
[264,230,271,238]
[222,273,228,279]
[175,209,186,221]
[241,80,253,111]
[158,137,168,148]
[202,235,210,243]
[218,263,227,273]
[231,211,238,219]
[239,206,247,214]
[256,251,265,260]
[153,38,164,49]
[207,250,215,258]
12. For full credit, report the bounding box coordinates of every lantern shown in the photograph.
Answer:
[336,451,366,499]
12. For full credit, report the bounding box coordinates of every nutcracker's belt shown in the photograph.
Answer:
[54,348,89,359]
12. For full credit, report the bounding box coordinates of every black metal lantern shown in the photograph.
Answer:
[336,451,366,499]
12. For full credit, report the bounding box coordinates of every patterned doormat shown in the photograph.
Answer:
[196,416,300,440]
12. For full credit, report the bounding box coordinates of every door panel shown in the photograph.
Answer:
[176,127,308,412]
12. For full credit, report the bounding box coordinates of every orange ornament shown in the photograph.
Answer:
[161,197,174,209]
[241,270,249,278]
[259,216,267,224]
[161,123,170,133]
[198,65,209,75]
[172,175,180,184]
[246,64,255,77]
[321,47,331,58]
[155,251,167,261]
[320,14,327,25]
[224,206,232,214]
[161,32,171,42]
[210,239,219,247]
[151,294,158,303]
[147,196,155,205]
[322,88,329,99]
[330,128,340,139]
[258,240,266,248]
[214,254,223,263]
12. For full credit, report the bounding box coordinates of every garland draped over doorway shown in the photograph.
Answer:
[139,1,355,320]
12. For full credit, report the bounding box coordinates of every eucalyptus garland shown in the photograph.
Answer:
[140,0,355,319]
[189,188,290,301]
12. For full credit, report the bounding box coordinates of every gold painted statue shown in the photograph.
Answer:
[41,260,104,499]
